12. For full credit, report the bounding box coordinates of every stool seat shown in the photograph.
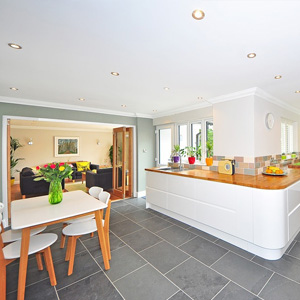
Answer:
[63,219,105,237]
[66,216,94,225]
[3,233,58,260]
[2,226,47,244]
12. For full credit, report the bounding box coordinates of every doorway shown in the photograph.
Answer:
[112,127,133,199]
[2,116,137,227]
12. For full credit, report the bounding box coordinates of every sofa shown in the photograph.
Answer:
[70,162,99,181]
[86,168,113,190]
[20,167,65,198]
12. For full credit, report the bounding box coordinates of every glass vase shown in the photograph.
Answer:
[48,180,63,204]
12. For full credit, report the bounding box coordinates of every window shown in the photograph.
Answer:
[178,124,188,150]
[281,119,294,154]
[156,125,174,166]
[177,119,213,163]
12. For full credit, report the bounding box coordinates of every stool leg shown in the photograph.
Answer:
[43,247,57,286]
[68,236,78,276]
[60,224,68,249]
[35,253,43,270]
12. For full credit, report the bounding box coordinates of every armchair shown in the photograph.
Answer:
[86,168,113,190]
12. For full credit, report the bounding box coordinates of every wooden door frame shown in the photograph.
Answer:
[1,115,137,227]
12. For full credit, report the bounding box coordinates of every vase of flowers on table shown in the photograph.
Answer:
[34,163,73,204]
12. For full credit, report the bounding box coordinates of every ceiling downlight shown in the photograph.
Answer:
[192,10,205,20]
[8,43,22,49]
[247,53,256,58]
[10,87,18,91]
[111,72,119,76]
[274,75,282,79]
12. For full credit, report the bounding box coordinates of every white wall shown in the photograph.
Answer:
[10,127,113,181]
[213,95,255,157]
[254,95,300,156]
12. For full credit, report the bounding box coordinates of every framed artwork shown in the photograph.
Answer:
[54,137,79,157]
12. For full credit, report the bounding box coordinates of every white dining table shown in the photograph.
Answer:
[11,190,110,300]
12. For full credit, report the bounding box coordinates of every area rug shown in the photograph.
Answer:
[65,182,87,193]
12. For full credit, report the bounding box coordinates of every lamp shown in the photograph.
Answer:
[28,138,33,145]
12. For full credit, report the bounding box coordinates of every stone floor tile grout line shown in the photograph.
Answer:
[113,263,150,284]
[210,281,231,300]
[137,239,164,254]
[176,234,198,248]
[54,286,60,300]
[164,257,192,276]
[257,271,275,297]
[79,239,126,299]
[209,250,230,268]
[166,289,194,300]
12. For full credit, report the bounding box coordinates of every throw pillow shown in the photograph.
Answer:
[76,161,90,172]
[92,169,97,173]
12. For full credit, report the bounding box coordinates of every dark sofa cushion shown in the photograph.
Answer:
[21,167,34,177]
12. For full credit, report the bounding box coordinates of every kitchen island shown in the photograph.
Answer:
[145,167,300,260]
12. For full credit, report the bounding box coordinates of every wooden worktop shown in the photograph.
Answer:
[145,167,300,190]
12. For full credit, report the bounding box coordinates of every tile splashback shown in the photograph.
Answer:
[169,153,299,176]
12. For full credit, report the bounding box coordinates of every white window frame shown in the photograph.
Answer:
[281,118,298,154]
[155,124,174,166]
[175,118,213,164]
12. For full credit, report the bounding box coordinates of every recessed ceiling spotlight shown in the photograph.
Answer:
[8,43,22,49]
[111,72,119,76]
[295,91,300,93]
[274,75,282,79]
[247,53,256,58]
[192,9,205,20]
[10,87,18,91]
[163,87,170,91]
[197,96,203,100]
[121,104,127,108]
[153,109,157,112]
[78,98,85,101]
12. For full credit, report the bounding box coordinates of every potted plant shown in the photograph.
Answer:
[109,145,113,165]
[281,153,286,160]
[172,145,181,163]
[206,140,213,166]
[185,146,196,164]
[10,137,24,185]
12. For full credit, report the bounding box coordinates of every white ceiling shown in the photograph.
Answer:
[1,0,300,117]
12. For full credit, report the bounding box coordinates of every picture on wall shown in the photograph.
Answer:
[55,137,79,157]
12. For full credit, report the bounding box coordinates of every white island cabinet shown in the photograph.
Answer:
[146,170,300,260]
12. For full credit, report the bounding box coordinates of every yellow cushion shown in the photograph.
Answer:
[92,169,97,173]
[76,161,90,172]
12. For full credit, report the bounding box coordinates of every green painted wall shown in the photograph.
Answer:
[136,118,156,191]
[0,102,155,198]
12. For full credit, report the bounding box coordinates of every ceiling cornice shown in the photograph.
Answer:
[0,96,154,119]
[10,125,113,132]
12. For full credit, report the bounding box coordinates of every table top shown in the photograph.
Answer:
[11,190,107,230]
[145,167,300,190]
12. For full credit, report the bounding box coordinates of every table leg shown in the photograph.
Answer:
[94,210,110,270]
[17,228,30,300]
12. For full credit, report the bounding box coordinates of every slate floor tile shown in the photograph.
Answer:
[166,257,228,300]
[82,232,125,258]
[156,225,196,247]
[54,250,100,289]
[110,210,129,225]
[125,197,147,208]
[6,255,50,293]
[167,218,190,229]
[214,239,255,260]
[124,209,154,222]
[95,245,147,281]
[57,271,123,300]
[168,291,192,300]
[139,216,173,232]
[179,236,228,266]
[288,241,300,259]
[112,203,142,214]
[253,254,300,283]
[259,273,300,300]
[111,200,128,208]
[110,219,142,237]
[7,278,58,300]
[115,264,178,300]
[140,241,189,274]
[186,227,218,242]
[121,228,162,252]
[213,282,261,300]
[212,252,272,294]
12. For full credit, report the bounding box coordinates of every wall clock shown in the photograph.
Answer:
[265,113,274,129]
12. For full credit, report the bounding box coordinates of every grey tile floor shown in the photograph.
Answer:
[6,197,300,300]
